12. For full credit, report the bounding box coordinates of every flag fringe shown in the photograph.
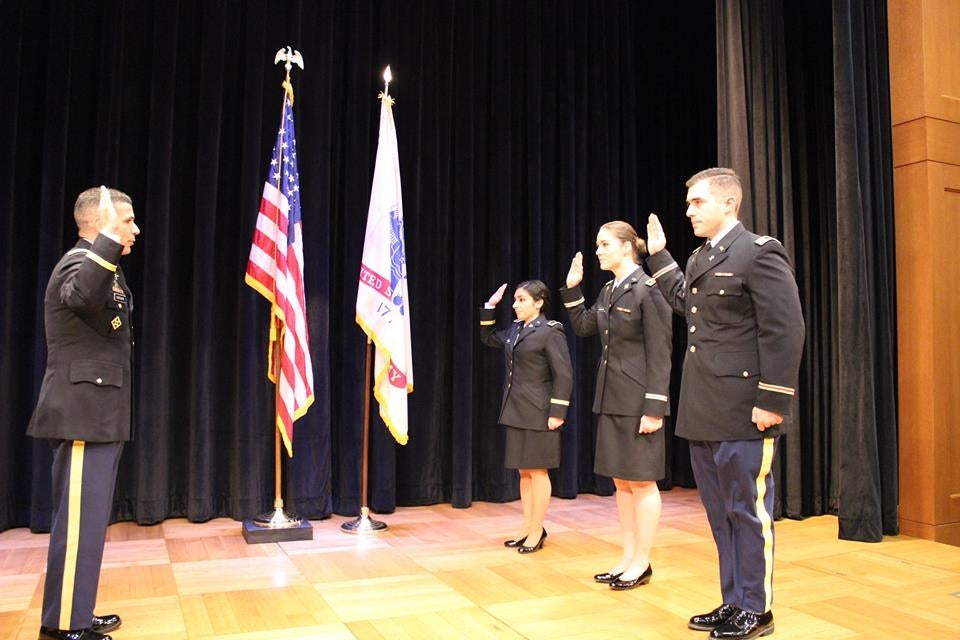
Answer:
[356,313,412,445]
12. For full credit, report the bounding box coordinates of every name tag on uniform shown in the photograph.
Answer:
[113,292,127,303]
[615,306,632,313]
[713,272,734,277]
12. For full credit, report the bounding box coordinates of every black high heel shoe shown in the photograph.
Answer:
[518,529,547,554]
[593,571,623,584]
[503,536,527,548]
[609,564,652,590]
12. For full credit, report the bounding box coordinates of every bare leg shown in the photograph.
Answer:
[610,478,635,574]
[619,480,661,580]
[527,468,551,543]
[518,469,533,540]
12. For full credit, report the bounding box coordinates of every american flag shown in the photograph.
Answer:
[245,90,314,457]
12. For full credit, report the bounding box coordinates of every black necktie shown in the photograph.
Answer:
[696,240,711,264]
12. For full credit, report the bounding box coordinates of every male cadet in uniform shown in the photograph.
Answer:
[645,168,804,640]
[28,186,139,640]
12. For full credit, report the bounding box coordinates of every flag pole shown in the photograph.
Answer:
[341,336,387,533]
[253,321,297,527]
[253,47,306,531]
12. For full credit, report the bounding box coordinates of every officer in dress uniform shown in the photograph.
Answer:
[28,186,140,640]
[480,280,572,554]
[560,221,673,590]
[645,168,804,640]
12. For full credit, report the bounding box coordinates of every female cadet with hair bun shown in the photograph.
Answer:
[480,279,573,554]
[560,221,673,589]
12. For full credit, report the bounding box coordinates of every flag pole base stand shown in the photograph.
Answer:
[340,506,388,535]
[242,509,313,544]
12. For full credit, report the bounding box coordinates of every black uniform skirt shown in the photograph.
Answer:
[503,426,561,470]
[594,414,665,481]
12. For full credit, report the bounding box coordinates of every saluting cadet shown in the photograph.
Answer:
[28,186,139,640]
[560,221,673,590]
[480,280,573,554]
[646,168,804,640]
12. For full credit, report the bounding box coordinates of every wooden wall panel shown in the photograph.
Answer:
[894,162,934,527]
[890,0,960,545]
[922,0,960,123]
[893,118,960,167]
[891,118,926,167]
[929,164,960,525]
[889,0,925,125]
[925,118,960,165]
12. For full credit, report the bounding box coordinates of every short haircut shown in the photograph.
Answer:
[73,187,133,230]
[685,167,742,209]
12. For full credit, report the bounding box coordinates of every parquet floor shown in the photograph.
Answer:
[2,488,959,639]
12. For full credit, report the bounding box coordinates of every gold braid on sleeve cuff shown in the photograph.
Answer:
[758,381,795,396]
[650,263,678,280]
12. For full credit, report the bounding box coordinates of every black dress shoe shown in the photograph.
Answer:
[593,571,623,584]
[91,614,121,634]
[688,603,739,630]
[609,564,652,590]
[709,609,774,640]
[517,529,546,554]
[38,627,111,640]
[503,536,527,548]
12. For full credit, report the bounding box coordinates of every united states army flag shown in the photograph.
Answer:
[355,92,413,445]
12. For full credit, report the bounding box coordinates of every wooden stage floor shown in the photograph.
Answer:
[2,488,959,639]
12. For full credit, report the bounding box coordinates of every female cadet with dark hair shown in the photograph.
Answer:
[480,280,573,554]
[560,221,673,589]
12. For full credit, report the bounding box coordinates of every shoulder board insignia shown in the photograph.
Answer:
[755,236,779,246]
[604,279,615,287]
[512,319,522,323]
[547,320,562,327]
[645,278,656,287]
[691,246,702,255]
[66,248,90,256]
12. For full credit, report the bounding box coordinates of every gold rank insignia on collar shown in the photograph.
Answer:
[111,316,122,330]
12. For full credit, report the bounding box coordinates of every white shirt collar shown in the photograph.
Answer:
[613,265,641,289]
[709,219,740,247]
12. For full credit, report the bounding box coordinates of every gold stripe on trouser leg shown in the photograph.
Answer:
[59,441,85,630]
[754,438,775,613]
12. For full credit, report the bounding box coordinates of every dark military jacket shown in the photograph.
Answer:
[27,234,134,442]
[645,222,804,441]
[479,308,573,430]
[560,267,673,418]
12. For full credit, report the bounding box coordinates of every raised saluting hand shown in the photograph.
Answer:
[566,252,584,289]
[646,213,666,256]
[486,282,508,307]
[98,185,139,255]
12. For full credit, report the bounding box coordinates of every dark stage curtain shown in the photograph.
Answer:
[0,1,718,532]
[716,0,898,540]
